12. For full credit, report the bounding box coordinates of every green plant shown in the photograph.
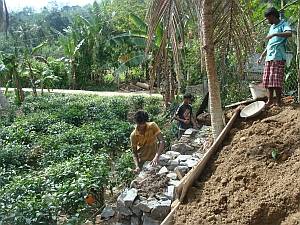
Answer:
[272,148,279,160]
[0,93,171,224]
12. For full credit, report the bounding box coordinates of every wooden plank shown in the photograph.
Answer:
[225,99,255,109]
[176,107,241,202]
[225,96,268,109]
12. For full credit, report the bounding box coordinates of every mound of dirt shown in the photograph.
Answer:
[174,104,300,225]
[131,170,169,198]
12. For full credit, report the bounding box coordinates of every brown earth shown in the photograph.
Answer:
[131,170,170,198]
[174,102,300,225]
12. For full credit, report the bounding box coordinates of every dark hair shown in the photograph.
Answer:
[134,110,149,124]
[264,7,280,19]
[183,93,193,99]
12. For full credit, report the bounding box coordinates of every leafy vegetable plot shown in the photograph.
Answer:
[0,94,164,225]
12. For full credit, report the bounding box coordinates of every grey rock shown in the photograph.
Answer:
[169,159,179,167]
[131,215,140,225]
[184,128,198,135]
[159,154,171,166]
[176,166,189,175]
[165,151,181,159]
[171,143,194,154]
[117,190,133,216]
[168,180,181,187]
[138,201,151,213]
[155,194,169,201]
[179,161,188,167]
[150,199,171,220]
[139,196,147,202]
[166,172,177,180]
[159,154,171,162]
[158,166,168,174]
[176,154,193,162]
[117,205,132,216]
[101,206,115,220]
[186,159,198,168]
[167,165,175,171]
[131,200,142,216]
[142,213,160,225]
[138,199,159,213]
[192,152,203,159]
[124,188,138,207]
[115,218,131,225]
[167,159,179,171]
[165,185,175,200]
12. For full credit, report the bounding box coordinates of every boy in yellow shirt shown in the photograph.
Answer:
[130,110,165,173]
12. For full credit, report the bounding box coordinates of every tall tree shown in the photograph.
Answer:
[201,0,224,137]
[0,0,8,33]
[0,0,9,109]
[146,0,253,139]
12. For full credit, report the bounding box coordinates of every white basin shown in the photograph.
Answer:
[240,101,266,118]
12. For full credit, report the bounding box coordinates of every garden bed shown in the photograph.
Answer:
[0,94,166,225]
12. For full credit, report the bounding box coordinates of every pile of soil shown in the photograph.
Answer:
[174,103,300,225]
[132,170,169,198]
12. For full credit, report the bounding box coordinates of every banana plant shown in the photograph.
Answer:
[33,61,61,95]
[0,52,24,105]
[60,26,85,89]
[110,13,164,90]
[22,41,47,96]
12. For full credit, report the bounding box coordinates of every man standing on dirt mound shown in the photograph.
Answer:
[258,7,292,107]
[174,93,197,139]
[130,110,165,173]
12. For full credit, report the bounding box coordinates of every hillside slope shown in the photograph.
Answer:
[174,104,300,225]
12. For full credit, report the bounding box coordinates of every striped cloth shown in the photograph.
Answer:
[263,60,285,88]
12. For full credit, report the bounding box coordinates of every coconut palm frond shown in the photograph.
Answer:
[147,0,186,94]
[192,0,254,75]
[212,0,254,73]
[146,0,170,52]
[147,0,254,95]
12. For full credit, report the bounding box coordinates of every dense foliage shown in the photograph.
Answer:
[0,94,175,225]
[0,0,299,105]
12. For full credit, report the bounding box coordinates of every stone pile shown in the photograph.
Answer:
[98,127,212,225]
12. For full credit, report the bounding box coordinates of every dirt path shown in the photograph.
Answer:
[2,88,162,98]
[174,103,300,225]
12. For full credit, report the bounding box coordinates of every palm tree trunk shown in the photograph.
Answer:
[164,69,171,106]
[202,0,224,139]
[170,70,175,101]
